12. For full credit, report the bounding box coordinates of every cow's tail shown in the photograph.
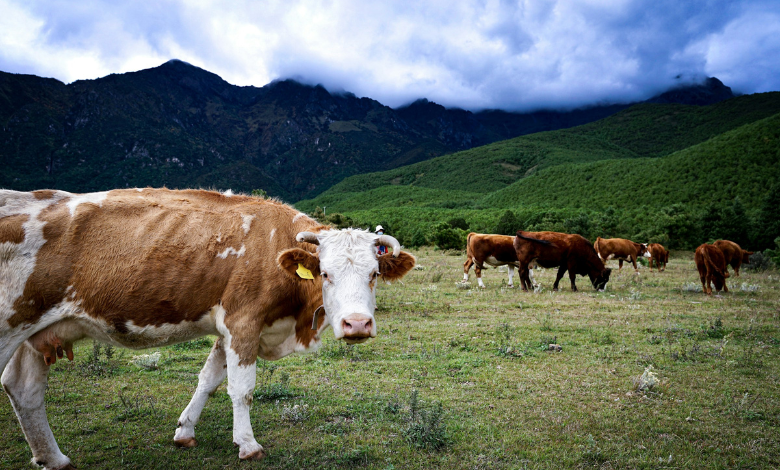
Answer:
[594,237,602,257]
[704,247,729,279]
[516,232,552,246]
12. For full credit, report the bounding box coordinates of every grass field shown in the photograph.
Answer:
[2,249,779,469]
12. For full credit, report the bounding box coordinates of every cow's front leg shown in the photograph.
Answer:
[475,262,485,288]
[174,338,227,448]
[1,343,74,470]
[507,265,515,288]
[223,335,265,460]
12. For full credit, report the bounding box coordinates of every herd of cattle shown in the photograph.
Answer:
[463,231,753,295]
[0,188,758,469]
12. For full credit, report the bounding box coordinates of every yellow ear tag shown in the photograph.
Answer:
[296,263,315,280]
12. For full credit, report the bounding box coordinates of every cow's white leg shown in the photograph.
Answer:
[225,344,265,460]
[174,338,227,448]
[1,343,73,470]
[528,267,537,287]
[507,265,514,288]
[463,272,469,281]
[477,277,485,288]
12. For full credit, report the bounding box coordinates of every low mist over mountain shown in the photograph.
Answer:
[1,60,733,201]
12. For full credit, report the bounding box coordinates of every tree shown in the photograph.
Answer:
[754,185,780,250]
[494,210,520,236]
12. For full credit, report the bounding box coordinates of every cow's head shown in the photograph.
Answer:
[590,268,612,291]
[742,251,754,264]
[639,243,651,258]
[277,229,415,344]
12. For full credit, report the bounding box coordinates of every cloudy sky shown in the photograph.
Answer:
[1,0,778,111]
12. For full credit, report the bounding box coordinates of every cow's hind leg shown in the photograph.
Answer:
[174,338,227,448]
[463,257,473,282]
[552,265,567,291]
[1,342,74,470]
[507,265,515,288]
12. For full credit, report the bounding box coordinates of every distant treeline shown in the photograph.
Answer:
[309,184,780,254]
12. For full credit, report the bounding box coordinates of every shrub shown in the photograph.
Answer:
[402,390,448,450]
[430,223,467,250]
[131,352,161,371]
[745,251,776,272]
[447,217,469,231]
[494,210,520,235]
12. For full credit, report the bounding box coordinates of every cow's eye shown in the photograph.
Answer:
[372,271,379,279]
[321,272,329,280]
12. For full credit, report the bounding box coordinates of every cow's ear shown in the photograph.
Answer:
[277,248,320,280]
[378,252,416,281]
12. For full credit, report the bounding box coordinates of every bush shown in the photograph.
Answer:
[494,210,520,235]
[745,251,777,272]
[447,217,469,231]
[430,223,467,250]
[402,390,448,450]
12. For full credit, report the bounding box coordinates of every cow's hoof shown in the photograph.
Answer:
[174,437,198,448]
[239,448,267,460]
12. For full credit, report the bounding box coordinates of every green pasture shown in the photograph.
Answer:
[2,250,779,469]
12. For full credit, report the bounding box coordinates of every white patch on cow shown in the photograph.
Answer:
[507,265,514,287]
[136,188,143,192]
[241,214,255,235]
[292,212,306,223]
[269,228,276,241]
[121,315,219,349]
[478,277,485,288]
[216,245,246,259]
[223,189,234,197]
[175,337,227,446]
[463,272,469,281]
[66,191,109,216]
[485,256,501,267]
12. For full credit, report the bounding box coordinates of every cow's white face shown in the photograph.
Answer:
[278,228,415,344]
[317,230,382,343]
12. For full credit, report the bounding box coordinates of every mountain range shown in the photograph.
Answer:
[0,60,734,201]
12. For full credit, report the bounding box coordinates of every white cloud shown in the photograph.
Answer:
[0,0,778,110]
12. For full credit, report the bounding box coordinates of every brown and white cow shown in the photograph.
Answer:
[694,243,729,295]
[514,231,611,292]
[0,188,415,470]
[647,243,670,271]
[713,240,753,277]
[593,237,650,272]
[462,232,536,288]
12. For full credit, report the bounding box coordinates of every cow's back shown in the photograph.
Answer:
[2,188,322,335]
[713,240,740,264]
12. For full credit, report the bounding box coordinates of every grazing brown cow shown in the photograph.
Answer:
[594,237,650,272]
[694,243,730,295]
[647,243,670,271]
[713,240,753,277]
[463,233,537,288]
[514,231,612,292]
[0,188,415,470]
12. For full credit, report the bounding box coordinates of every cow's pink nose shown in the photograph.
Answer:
[341,316,373,338]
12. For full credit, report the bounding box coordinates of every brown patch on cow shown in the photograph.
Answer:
[695,244,729,294]
[0,214,28,244]
[713,240,752,277]
[594,237,648,271]
[515,231,610,292]
[647,243,669,271]
[463,233,518,280]
[32,190,57,200]
[378,252,416,281]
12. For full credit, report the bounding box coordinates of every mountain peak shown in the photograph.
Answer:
[646,76,734,106]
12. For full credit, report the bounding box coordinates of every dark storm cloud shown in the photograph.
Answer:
[0,0,778,111]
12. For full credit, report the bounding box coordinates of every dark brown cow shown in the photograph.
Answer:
[514,231,612,292]
[594,237,650,272]
[463,233,537,288]
[0,188,415,470]
[713,240,753,277]
[647,243,670,271]
[695,243,730,294]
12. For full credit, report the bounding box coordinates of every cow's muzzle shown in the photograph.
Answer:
[341,314,374,344]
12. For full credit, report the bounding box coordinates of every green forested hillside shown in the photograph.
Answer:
[483,112,780,210]
[295,93,780,251]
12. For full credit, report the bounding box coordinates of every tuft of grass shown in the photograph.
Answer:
[402,390,449,451]
[130,352,161,371]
